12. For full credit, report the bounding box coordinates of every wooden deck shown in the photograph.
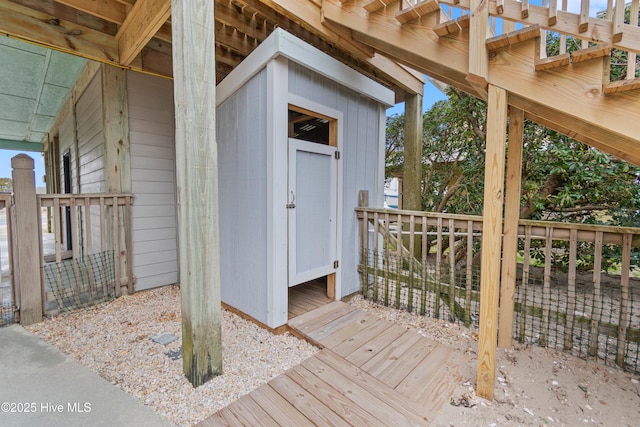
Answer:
[198,301,461,426]
[288,279,332,319]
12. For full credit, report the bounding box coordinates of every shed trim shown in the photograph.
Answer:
[216,28,394,108]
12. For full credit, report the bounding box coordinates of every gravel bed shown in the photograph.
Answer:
[26,285,318,426]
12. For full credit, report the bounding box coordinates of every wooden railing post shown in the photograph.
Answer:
[11,154,42,326]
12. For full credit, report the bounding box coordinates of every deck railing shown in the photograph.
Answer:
[38,194,133,315]
[357,205,640,373]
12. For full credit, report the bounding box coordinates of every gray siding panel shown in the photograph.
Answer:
[127,71,178,291]
[76,74,104,255]
[76,74,105,194]
[289,62,383,297]
[217,68,269,325]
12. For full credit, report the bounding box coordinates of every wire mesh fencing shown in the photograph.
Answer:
[43,250,116,314]
[359,247,640,374]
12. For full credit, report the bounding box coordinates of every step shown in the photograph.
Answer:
[603,78,640,95]
[535,53,570,71]
[433,14,470,37]
[571,44,611,64]
[395,0,440,24]
[363,0,395,13]
[486,24,540,52]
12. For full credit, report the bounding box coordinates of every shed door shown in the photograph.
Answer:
[288,138,337,286]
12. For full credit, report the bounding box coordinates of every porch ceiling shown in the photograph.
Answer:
[0,37,86,150]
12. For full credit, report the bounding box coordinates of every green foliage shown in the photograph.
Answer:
[385,83,640,270]
[0,177,12,193]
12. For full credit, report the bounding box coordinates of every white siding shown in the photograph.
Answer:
[217,68,269,324]
[289,62,384,297]
[127,71,178,291]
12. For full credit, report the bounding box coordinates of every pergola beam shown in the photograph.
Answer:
[116,0,171,66]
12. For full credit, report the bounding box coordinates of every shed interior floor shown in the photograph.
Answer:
[288,277,332,319]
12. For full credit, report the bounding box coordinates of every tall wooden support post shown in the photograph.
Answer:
[476,85,508,400]
[103,65,132,293]
[172,0,223,387]
[498,107,524,349]
[12,155,43,326]
[403,92,423,212]
[404,93,423,257]
[468,0,490,99]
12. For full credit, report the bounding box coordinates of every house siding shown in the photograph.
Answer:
[217,68,269,324]
[75,73,105,194]
[77,74,106,255]
[126,71,178,291]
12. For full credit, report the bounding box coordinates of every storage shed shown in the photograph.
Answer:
[216,29,393,328]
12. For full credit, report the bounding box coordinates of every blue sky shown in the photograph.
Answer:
[0,150,45,186]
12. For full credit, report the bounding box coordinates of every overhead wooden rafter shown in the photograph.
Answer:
[116,0,171,66]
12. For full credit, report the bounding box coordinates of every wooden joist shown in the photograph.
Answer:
[603,77,640,94]
[433,14,470,37]
[116,0,171,66]
[571,44,612,64]
[395,0,440,24]
[363,0,396,13]
[535,53,570,71]
[486,24,540,52]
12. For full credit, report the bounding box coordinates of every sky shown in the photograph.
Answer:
[0,150,45,186]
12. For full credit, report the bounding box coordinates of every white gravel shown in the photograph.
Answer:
[26,285,318,426]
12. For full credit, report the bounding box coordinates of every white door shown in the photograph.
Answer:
[288,138,337,286]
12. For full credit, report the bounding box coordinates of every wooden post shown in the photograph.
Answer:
[102,64,131,293]
[172,0,223,387]
[403,92,423,212]
[476,85,508,400]
[11,154,43,326]
[497,107,524,348]
[404,93,423,259]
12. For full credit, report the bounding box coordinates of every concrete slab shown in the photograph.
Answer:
[0,325,172,427]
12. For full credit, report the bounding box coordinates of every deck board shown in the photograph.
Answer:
[344,323,410,367]
[269,371,351,426]
[330,316,395,358]
[305,351,431,426]
[199,301,460,426]
[365,333,439,388]
[286,365,386,427]
[249,385,312,426]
